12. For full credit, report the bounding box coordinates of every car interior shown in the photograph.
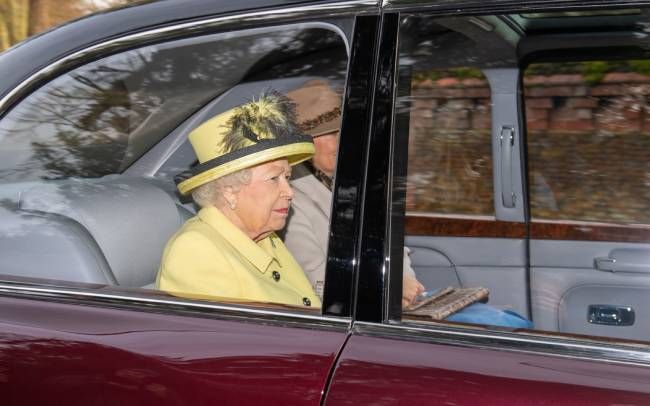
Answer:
[399,9,650,340]
[0,24,349,292]
[1,9,650,342]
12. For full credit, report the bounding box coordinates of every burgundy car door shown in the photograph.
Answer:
[325,3,650,404]
[326,324,650,405]
[0,290,348,405]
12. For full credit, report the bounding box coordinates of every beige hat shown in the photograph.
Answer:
[287,80,342,137]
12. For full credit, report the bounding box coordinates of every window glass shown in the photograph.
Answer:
[525,60,650,224]
[0,21,349,314]
[405,68,493,216]
[0,26,344,182]
[394,9,650,347]
[395,15,530,332]
[398,16,496,217]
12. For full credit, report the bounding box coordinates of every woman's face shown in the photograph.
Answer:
[232,158,294,241]
[312,131,339,177]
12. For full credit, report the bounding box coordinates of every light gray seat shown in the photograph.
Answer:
[17,176,191,287]
[0,208,114,284]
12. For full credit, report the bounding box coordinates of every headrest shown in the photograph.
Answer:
[19,177,185,287]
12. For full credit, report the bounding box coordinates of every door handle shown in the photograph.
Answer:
[595,249,650,273]
[499,126,515,208]
[588,304,635,326]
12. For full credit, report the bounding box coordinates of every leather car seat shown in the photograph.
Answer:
[17,176,191,287]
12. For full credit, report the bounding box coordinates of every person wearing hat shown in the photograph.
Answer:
[283,80,425,307]
[282,81,533,328]
[156,90,321,308]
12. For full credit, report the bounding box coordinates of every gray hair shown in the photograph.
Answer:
[192,168,252,208]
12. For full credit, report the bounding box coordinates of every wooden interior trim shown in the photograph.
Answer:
[405,214,526,238]
[405,215,650,243]
[530,221,650,243]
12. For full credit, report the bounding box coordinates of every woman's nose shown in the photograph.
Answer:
[281,178,294,199]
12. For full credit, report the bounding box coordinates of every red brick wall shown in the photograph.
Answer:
[406,73,650,224]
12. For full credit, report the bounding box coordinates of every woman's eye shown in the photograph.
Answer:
[268,173,290,182]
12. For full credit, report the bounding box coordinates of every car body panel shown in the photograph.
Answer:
[0,295,348,405]
[1,0,650,404]
[326,333,650,405]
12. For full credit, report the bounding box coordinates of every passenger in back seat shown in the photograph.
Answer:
[283,80,426,308]
[283,80,533,328]
[156,90,320,308]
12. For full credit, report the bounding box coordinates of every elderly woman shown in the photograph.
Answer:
[283,80,425,307]
[156,91,321,308]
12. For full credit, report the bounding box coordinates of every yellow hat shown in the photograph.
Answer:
[176,90,315,195]
[287,80,342,137]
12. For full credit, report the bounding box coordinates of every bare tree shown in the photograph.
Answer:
[0,0,29,50]
[1,0,133,51]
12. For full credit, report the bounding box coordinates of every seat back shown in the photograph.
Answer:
[0,207,115,284]
[19,176,190,287]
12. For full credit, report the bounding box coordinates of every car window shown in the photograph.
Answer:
[0,20,350,315]
[526,60,650,224]
[0,25,343,183]
[524,55,650,341]
[401,20,495,218]
[391,8,650,346]
[394,13,528,322]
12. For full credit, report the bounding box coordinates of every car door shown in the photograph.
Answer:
[0,2,374,404]
[324,2,650,404]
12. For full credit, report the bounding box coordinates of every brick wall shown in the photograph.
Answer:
[407,73,650,224]
[411,72,650,134]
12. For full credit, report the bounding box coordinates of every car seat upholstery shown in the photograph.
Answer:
[0,208,115,284]
[18,176,191,287]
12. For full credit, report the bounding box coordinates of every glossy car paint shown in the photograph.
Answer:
[0,296,348,405]
[324,14,380,318]
[326,334,650,405]
[2,0,650,405]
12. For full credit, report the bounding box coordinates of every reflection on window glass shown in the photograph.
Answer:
[0,26,342,182]
[525,60,650,224]
[397,16,496,216]
[0,21,350,304]
[405,68,493,215]
[396,14,533,333]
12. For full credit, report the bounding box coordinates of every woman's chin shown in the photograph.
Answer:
[274,219,287,230]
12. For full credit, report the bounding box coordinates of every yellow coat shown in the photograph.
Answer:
[156,206,321,308]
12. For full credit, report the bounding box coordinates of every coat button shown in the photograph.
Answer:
[303,297,311,307]
[272,271,281,282]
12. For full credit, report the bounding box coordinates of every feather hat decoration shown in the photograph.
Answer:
[221,90,300,153]
[176,89,314,196]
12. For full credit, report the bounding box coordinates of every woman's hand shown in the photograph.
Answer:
[402,274,425,308]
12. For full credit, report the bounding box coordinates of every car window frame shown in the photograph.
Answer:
[363,1,650,368]
[0,1,378,330]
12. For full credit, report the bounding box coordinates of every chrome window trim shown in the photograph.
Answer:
[0,0,378,117]
[0,282,351,332]
[382,0,650,12]
[354,321,650,367]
